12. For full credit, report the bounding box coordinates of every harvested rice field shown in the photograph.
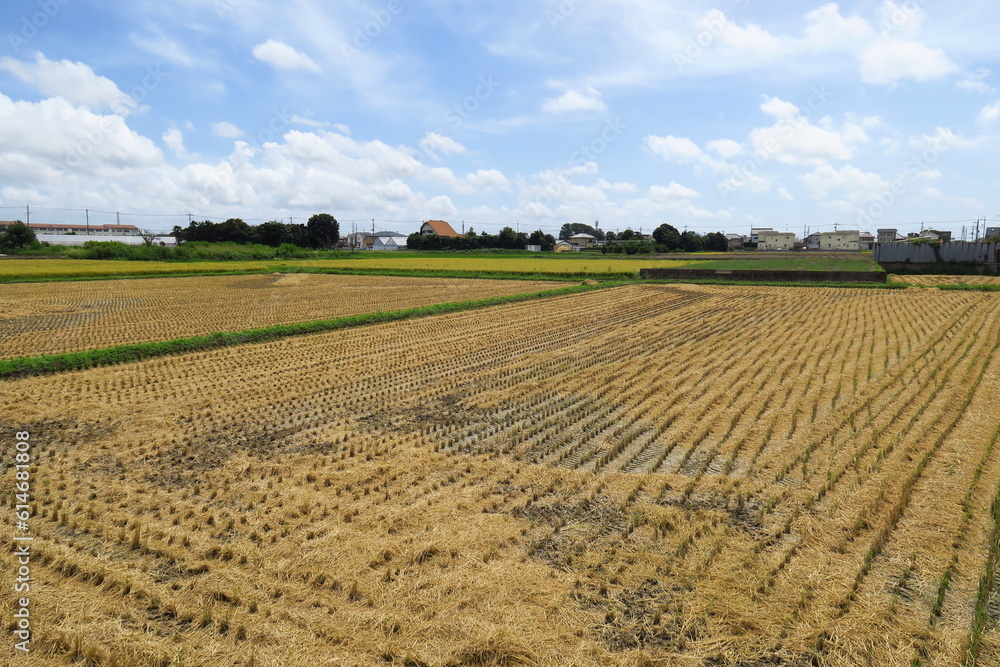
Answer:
[890,274,1000,286]
[0,273,564,358]
[0,257,695,281]
[3,284,1000,665]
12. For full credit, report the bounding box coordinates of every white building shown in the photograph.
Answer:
[819,230,860,251]
[757,231,796,251]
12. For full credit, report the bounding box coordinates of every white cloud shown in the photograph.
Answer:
[777,187,794,201]
[707,139,743,158]
[860,39,958,85]
[419,132,467,155]
[802,3,873,51]
[956,80,994,94]
[700,9,788,62]
[749,97,859,165]
[908,127,972,150]
[978,101,1000,124]
[162,128,192,159]
[799,163,890,203]
[130,29,195,66]
[955,69,994,94]
[466,169,511,192]
[0,93,161,181]
[876,1,926,37]
[595,179,639,193]
[0,53,140,115]
[760,97,801,120]
[211,122,244,139]
[920,186,983,210]
[541,85,607,114]
[290,115,335,130]
[252,39,322,73]
[645,135,703,163]
[650,182,700,201]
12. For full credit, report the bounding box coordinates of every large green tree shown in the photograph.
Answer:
[307,213,340,249]
[558,222,604,241]
[217,218,252,244]
[0,221,36,250]
[253,221,290,247]
[652,223,681,250]
[679,230,703,253]
[702,231,730,252]
[527,230,556,251]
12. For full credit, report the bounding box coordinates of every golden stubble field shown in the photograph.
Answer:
[0,273,564,358]
[890,274,1000,286]
[2,283,1000,666]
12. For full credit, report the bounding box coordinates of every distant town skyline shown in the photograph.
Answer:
[1,1,999,239]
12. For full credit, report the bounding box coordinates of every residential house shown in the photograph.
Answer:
[819,230,860,251]
[420,220,460,237]
[757,231,796,251]
[805,232,823,250]
[858,232,875,251]
[554,240,575,253]
[921,230,952,242]
[568,233,596,249]
[749,227,774,244]
[344,231,369,249]
[725,233,744,250]
[876,229,899,244]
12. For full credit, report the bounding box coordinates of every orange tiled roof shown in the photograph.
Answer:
[422,220,460,238]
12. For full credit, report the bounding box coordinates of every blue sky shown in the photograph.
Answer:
[1,0,999,238]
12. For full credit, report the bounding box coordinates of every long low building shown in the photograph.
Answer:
[22,234,175,247]
[0,221,142,236]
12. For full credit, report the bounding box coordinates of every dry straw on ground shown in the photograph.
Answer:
[0,273,564,358]
[2,283,999,666]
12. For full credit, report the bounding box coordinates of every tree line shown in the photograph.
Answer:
[171,214,339,249]
[603,224,730,254]
[407,227,556,251]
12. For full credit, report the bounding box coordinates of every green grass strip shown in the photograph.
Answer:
[0,281,626,380]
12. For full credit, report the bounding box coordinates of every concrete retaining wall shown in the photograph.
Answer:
[873,242,1000,275]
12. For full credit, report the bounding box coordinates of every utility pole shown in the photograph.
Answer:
[25,205,29,225]
[116,211,120,225]
[86,209,90,236]
[187,212,192,225]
